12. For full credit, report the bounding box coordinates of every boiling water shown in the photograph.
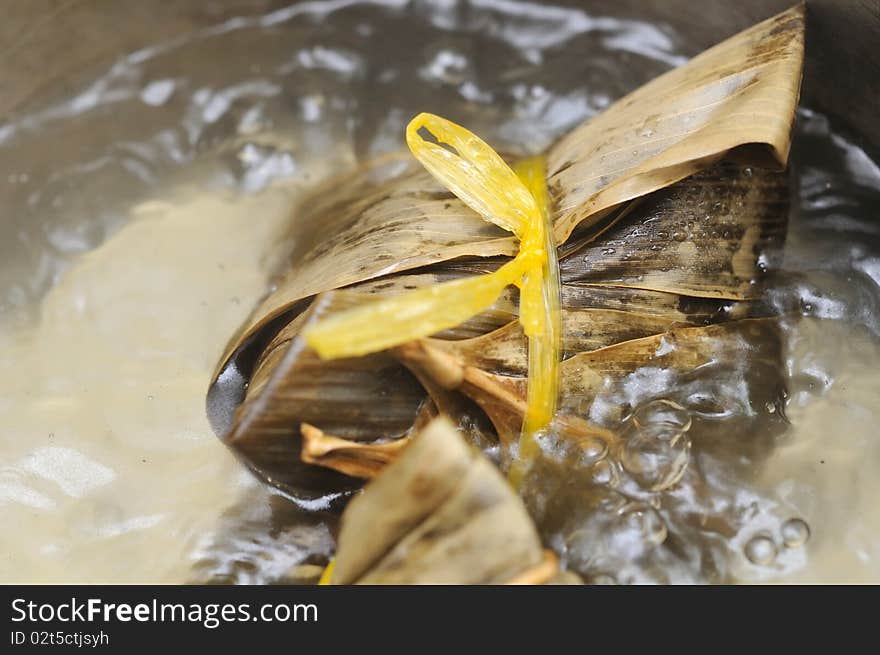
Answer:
[1,0,878,583]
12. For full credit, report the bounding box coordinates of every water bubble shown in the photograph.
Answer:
[591,459,619,486]
[618,505,667,546]
[579,437,607,462]
[744,535,777,566]
[672,231,686,242]
[621,401,692,491]
[780,518,810,548]
[632,399,691,432]
[600,247,616,256]
[683,391,729,418]
[620,424,691,491]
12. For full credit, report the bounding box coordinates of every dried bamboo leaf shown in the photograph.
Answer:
[405,368,500,453]
[332,417,545,585]
[216,159,517,373]
[546,570,585,585]
[330,416,477,584]
[227,157,778,467]
[355,459,540,583]
[228,300,776,492]
[282,564,325,585]
[223,292,425,498]
[211,6,803,383]
[559,283,751,324]
[506,551,561,585]
[547,5,804,243]
[213,153,785,433]
[560,319,779,385]
[300,423,409,480]
[352,274,737,375]
[215,158,780,467]
[395,319,781,454]
[427,308,682,377]
[558,163,789,299]
[207,8,803,510]
[215,283,512,496]
[394,340,615,455]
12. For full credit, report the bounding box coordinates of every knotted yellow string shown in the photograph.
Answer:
[303,113,560,486]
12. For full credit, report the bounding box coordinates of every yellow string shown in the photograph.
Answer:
[303,113,561,484]
[508,156,560,488]
[318,559,335,585]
